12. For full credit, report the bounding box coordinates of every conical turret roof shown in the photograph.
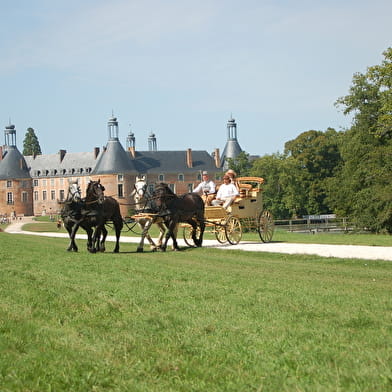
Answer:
[0,146,31,180]
[91,139,135,175]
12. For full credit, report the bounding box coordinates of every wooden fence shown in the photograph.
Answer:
[274,216,352,233]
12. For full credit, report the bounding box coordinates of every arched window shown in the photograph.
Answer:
[158,174,165,182]
[178,173,184,181]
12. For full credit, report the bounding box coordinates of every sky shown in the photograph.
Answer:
[1,0,391,157]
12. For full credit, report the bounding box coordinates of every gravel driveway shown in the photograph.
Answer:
[4,216,392,261]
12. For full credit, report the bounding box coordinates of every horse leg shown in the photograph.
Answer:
[198,219,205,247]
[113,219,122,253]
[190,220,199,247]
[99,226,108,252]
[65,222,78,252]
[137,218,154,252]
[85,225,96,253]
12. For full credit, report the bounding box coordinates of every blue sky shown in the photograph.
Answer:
[1,0,391,157]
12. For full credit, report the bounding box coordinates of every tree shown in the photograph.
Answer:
[330,48,392,232]
[250,153,290,219]
[284,128,342,216]
[226,151,251,176]
[23,127,42,156]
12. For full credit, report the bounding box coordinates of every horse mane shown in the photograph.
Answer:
[155,182,176,196]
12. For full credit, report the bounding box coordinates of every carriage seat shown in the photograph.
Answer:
[238,183,252,198]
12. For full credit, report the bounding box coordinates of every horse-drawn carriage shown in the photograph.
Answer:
[181,177,274,246]
[60,175,273,253]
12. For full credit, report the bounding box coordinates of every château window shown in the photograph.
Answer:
[118,184,124,198]
[118,174,124,182]
[42,191,47,201]
[51,190,56,200]
[33,179,39,187]
[22,192,28,203]
[7,192,13,205]
[34,191,38,201]
[178,174,184,181]
[6,180,12,188]
[59,190,65,201]
[158,174,165,182]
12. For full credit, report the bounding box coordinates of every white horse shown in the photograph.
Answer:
[130,175,170,252]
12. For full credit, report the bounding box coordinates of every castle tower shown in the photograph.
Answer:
[148,132,157,152]
[126,129,135,149]
[220,115,243,169]
[0,123,33,216]
[4,123,17,148]
[108,116,119,141]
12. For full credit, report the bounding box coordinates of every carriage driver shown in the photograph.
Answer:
[193,171,216,206]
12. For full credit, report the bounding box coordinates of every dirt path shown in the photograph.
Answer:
[3,216,392,261]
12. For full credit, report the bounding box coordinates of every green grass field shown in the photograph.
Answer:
[0,232,391,391]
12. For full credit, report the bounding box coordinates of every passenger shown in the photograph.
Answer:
[211,175,239,209]
[193,171,216,206]
[225,169,240,191]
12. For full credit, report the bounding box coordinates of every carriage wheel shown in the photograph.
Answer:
[214,224,227,243]
[183,225,200,247]
[225,216,242,245]
[258,210,274,242]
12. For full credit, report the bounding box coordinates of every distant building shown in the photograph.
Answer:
[0,116,244,217]
[0,117,242,216]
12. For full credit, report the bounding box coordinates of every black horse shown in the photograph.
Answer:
[60,179,95,252]
[84,180,123,253]
[60,180,123,253]
[153,183,205,251]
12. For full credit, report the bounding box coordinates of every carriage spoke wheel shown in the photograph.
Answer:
[225,216,242,245]
[214,224,227,244]
[258,210,274,242]
[183,225,200,247]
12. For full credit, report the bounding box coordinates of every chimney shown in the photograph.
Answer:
[0,146,2,161]
[94,147,100,159]
[128,146,136,158]
[186,148,193,168]
[214,148,221,168]
[59,149,66,163]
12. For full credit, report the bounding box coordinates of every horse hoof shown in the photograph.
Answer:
[137,248,144,253]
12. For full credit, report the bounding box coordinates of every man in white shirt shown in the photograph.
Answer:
[193,171,216,205]
[212,175,239,209]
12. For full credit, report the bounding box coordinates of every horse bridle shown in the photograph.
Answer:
[66,183,82,203]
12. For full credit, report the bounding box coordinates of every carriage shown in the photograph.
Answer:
[181,177,274,246]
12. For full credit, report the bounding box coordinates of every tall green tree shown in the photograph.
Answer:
[250,153,290,219]
[226,151,251,176]
[23,127,42,156]
[284,128,342,216]
[329,48,392,232]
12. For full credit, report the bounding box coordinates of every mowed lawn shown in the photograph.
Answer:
[0,233,391,392]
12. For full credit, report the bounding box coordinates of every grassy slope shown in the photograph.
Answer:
[0,233,391,391]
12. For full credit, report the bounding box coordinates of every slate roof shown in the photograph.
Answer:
[132,150,219,174]
[92,139,136,175]
[0,146,31,180]
[220,139,243,168]
[24,150,100,177]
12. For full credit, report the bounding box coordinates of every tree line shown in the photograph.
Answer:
[228,48,392,233]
